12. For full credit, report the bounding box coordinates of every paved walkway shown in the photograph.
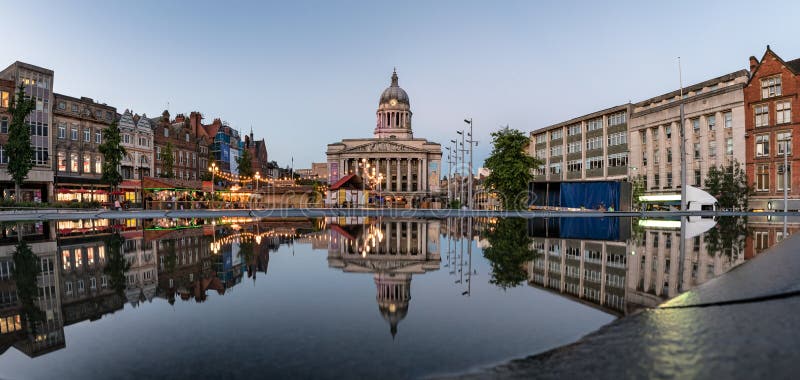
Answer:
[444,233,800,379]
[0,208,792,221]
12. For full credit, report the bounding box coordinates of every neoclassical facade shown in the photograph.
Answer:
[327,70,442,205]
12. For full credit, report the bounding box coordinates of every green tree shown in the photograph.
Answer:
[631,174,646,211]
[99,120,127,195]
[103,232,131,295]
[704,216,748,260]
[483,218,538,289]
[483,127,541,210]
[236,149,254,178]
[13,240,45,331]
[160,142,175,178]
[704,160,752,211]
[6,84,36,201]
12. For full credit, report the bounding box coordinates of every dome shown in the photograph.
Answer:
[379,69,410,106]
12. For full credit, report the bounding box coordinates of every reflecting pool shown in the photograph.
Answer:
[0,215,795,379]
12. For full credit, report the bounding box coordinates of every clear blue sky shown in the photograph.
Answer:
[3,0,799,169]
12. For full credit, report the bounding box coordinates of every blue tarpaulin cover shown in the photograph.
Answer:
[558,217,620,240]
[560,182,620,210]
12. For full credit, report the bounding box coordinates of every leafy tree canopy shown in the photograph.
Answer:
[236,149,254,178]
[483,127,541,210]
[160,143,175,178]
[482,218,537,289]
[6,84,36,199]
[99,120,127,189]
[704,161,752,211]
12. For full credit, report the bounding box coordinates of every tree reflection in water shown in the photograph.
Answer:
[704,216,748,258]
[12,241,45,332]
[104,232,131,295]
[483,218,537,289]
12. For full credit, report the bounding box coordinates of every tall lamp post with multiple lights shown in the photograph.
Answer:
[463,118,477,209]
[450,139,459,207]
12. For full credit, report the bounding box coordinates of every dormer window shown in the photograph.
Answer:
[761,76,782,99]
[164,128,169,137]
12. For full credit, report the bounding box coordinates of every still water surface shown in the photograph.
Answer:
[0,216,792,379]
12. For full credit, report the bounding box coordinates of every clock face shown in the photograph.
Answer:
[389,99,397,106]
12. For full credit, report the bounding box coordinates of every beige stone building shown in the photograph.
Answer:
[52,94,116,203]
[0,61,55,202]
[326,70,442,206]
[629,70,748,193]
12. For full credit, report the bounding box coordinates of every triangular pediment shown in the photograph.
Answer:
[342,141,424,154]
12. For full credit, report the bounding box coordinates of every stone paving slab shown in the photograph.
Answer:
[445,296,800,380]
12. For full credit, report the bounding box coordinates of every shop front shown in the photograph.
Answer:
[54,175,111,205]
[120,180,144,209]
[142,177,206,210]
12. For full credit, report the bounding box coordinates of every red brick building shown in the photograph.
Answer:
[745,46,800,211]
[151,110,210,181]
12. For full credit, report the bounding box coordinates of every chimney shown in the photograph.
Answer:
[749,56,759,73]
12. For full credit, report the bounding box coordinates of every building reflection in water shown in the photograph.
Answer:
[0,217,317,359]
[326,218,441,337]
[526,217,799,316]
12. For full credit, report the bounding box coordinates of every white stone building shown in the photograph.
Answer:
[326,70,442,207]
[629,70,748,193]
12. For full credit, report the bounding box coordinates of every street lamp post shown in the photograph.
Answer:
[254,171,260,208]
[456,130,466,209]
[780,136,791,236]
[464,118,476,209]
[451,139,458,208]
[209,162,217,209]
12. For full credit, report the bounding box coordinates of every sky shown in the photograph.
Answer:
[3,0,800,170]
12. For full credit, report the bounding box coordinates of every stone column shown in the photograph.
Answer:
[396,158,401,193]
[385,222,391,254]
[406,158,412,193]
[384,158,390,192]
[395,222,401,254]
[406,221,411,254]
[421,157,427,193]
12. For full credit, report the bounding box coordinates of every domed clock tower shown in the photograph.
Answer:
[375,69,413,139]
[326,70,443,207]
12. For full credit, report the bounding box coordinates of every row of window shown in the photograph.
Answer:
[754,100,791,127]
[162,127,193,142]
[537,113,628,142]
[57,101,114,122]
[541,153,629,175]
[755,131,792,157]
[122,133,151,147]
[64,276,108,295]
[61,246,106,270]
[57,152,102,174]
[641,111,733,145]
[155,146,199,167]
[57,123,102,143]
[755,163,792,192]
